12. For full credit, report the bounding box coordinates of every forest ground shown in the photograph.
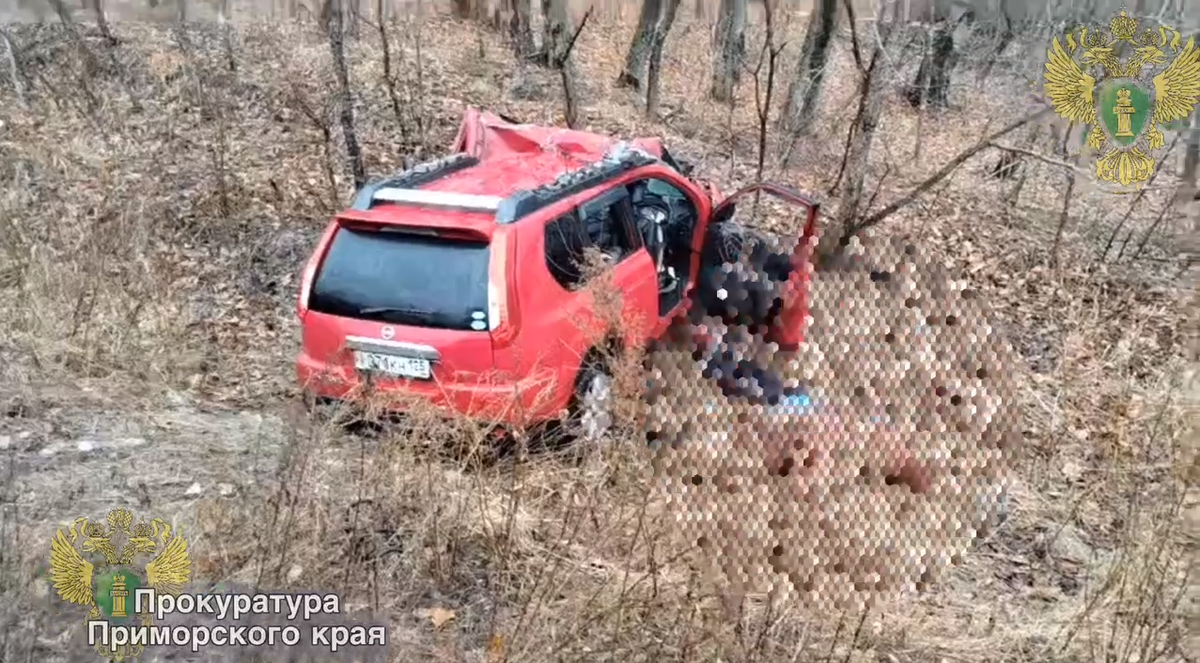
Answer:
[0,3,1196,662]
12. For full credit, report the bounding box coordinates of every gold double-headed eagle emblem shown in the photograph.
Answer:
[49,507,192,662]
[1044,9,1200,190]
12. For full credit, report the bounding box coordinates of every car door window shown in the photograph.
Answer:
[579,189,639,263]
[627,176,698,253]
[645,178,690,202]
[544,212,588,290]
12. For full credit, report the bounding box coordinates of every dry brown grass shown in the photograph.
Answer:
[0,4,1195,663]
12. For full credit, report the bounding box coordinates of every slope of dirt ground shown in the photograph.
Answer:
[0,6,1195,663]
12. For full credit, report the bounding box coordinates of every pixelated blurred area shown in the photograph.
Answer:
[646,229,1023,609]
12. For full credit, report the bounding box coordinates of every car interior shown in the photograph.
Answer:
[578,189,638,265]
[627,178,697,316]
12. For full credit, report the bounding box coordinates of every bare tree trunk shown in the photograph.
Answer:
[47,0,74,28]
[0,28,27,109]
[1050,122,1076,268]
[508,0,534,58]
[782,0,836,136]
[174,22,229,217]
[318,0,332,32]
[540,0,553,61]
[836,55,886,232]
[710,0,745,102]
[905,23,930,105]
[546,0,589,128]
[218,0,236,72]
[288,82,341,211]
[906,0,953,109]
[1180,111,1200,205]
[834,2,895,242]
[328,0,366,189]
[1004,123,1041,208]
[925,14,953,107]
[975,0,1012,84]
[793,0,820,60]
[452,0,471,18]
[47,0,102,107]
[617,0,663,90]
[91,0,118,45]
[491,0,504,27]
[377,0,409,147]
[693,0,704,20]
[751,1,782,199]
[645,0,680,117]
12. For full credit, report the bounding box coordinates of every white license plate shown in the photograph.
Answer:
[353,352,432,379]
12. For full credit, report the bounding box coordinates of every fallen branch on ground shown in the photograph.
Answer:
[845,107,1053,236]
[1100,134,1183,261]
[988,142,1088,175]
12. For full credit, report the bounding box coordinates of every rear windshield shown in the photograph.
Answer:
[309,225,491,331]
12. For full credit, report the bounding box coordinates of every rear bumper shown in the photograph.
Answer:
[296,352,569,426]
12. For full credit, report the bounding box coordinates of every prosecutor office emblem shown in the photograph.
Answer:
[1043,9,1200,190]
[49,507,192,662]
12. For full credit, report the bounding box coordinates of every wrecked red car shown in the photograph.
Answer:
[295,108,820,436]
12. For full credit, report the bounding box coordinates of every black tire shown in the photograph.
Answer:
[564,351,615,444]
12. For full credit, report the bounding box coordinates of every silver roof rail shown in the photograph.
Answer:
[370,188,504,213]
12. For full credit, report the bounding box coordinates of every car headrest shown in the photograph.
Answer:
[630,182,648,205]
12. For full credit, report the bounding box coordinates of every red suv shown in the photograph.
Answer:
[296,108,820,435]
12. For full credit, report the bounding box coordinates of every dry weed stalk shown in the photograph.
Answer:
[288,82,342,212]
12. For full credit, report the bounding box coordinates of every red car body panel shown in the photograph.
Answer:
[296,109,819,426]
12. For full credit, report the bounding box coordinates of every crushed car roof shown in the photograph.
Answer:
[451,107,666,164]
[337,109,668,231]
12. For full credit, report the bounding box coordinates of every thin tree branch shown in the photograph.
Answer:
[554,4,593,67]
[841,0,863,73]
[1129,193,1176,261]
[550,4,592,129]
[862,160,892,216]
[1100,133,1183,261]
[849,107,1053,233]
[988,142,1088,174]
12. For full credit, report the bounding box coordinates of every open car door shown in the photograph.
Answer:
[709,182,821,351]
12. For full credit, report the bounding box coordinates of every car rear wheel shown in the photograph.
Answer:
[571,357,614,443]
